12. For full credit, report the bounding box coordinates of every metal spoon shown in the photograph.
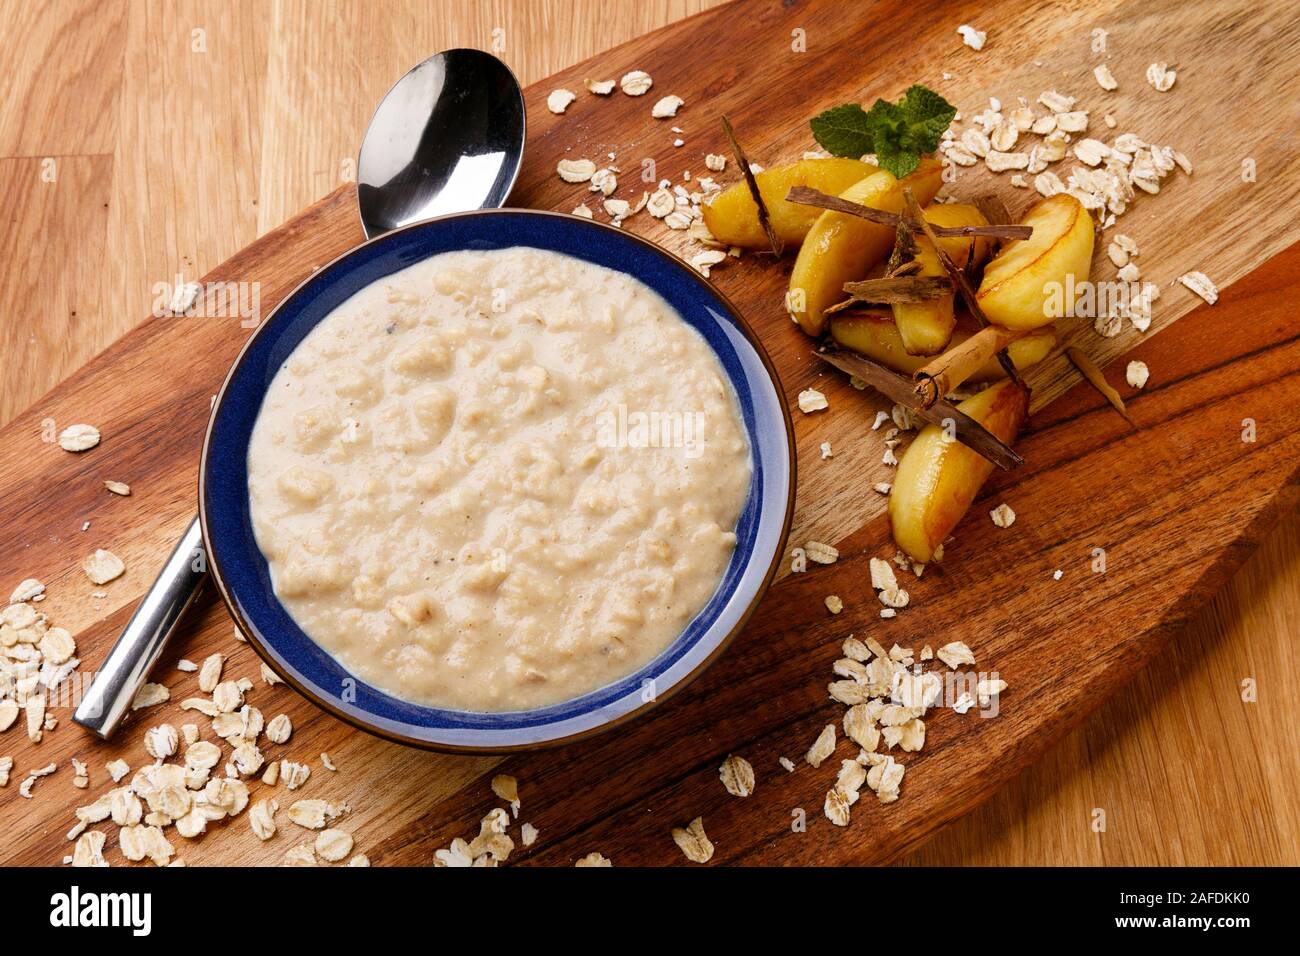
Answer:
[74,49,526,738]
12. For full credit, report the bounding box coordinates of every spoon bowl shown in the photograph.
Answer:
[357,48,526,238]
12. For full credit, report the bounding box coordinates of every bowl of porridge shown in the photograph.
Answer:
[201,210,794,751]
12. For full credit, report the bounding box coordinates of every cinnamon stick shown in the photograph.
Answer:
[913,325,1029,406]
[785,186,1033,240]
[1066,346,1133,424]
[842,275,953,303]
[721,115,783,257]
[818,349,1023,470]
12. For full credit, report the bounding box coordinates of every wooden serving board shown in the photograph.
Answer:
[2,0,1298,866]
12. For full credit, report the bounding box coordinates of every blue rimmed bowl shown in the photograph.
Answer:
[200,209,794,752]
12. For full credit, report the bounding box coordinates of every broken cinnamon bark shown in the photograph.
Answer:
[721,115,783,256]
[818,348,1023,470]
[786,186,1032,240]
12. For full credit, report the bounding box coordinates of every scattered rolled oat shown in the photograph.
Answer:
[651,94,683,118]
[879,585,909,610]
[619,70,653,96]
[9,578,45,602]
[868,557,897,592]
[281,760,311,790]
[956,24,986,51]
[266,713,292,744]
[58,424,101,452]
[865,753,904,803]
[249,799,278,840]
[144,724,178,761]
[71,830,108,867]
[575,851,612,867]
[985,150,1029,172]
[824,594,843,614]
[797,388,828,413]
[106,758,130,782]
[260,663,283,686]
[585,77,615,95]
[936,641,976,670]
[491,773,520,814]
[19,762,57,798]
[976,678,1009,707]
[646,188,676,219]
[989,503,1017,528]
[212,680,242,713]
[103,480,131,496]
[778,756,795,773]
[0,756,11,787]
[284,845,316,866]
[287,798,344,830]
[1093,63,1118,91]
[704,153,727,172]
[131,682,169,711]
[805,724,836,768]
[556,158,597,183]
[320,752,337,772]
[824,784,854,826]
[1126,360,1150,389]
[1038,90,1075,113]
[671,816,714,863]
[690,248,727,277]
[82,548,125,585]
[843,704,880,751]
[198,652,224,693]
[315,828,354,862]
[571,203,593,219]
[1146,62,1176,92]
[348,854,371,867]
[1178,271,1218,304]
[805,541,839,565]
[718,754,755,797]
[546,88,576,114]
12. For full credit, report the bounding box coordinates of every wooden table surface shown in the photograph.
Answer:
[1,0,1295,866]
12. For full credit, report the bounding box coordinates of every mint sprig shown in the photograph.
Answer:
[809,84,956,179]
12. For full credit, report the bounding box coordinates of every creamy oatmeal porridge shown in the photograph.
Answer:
[247,247,751,711]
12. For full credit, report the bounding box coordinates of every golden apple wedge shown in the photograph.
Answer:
[888,379,1029,563]
[787,158,944,338]
[892,202,991,356]
[700,158,877,249]
[829,311,1057,380]
[975,193,1094,330]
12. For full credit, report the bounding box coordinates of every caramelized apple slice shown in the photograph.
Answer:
[893,202,991,356]
[976,194,1094,330]
[888,379,1028,563]
[700,158,877,249]
[787,159,944,338]
[829,311,1057,380]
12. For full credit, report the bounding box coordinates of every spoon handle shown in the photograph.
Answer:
[73,516,206,739]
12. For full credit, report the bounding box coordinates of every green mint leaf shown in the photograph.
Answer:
[809,103,875,158]
[809,84,955,178]
[897,84,957,152]
[873,137,920,179]
[863,98,919,178]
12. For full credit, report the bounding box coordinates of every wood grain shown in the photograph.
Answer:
[0,0,1296,867]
